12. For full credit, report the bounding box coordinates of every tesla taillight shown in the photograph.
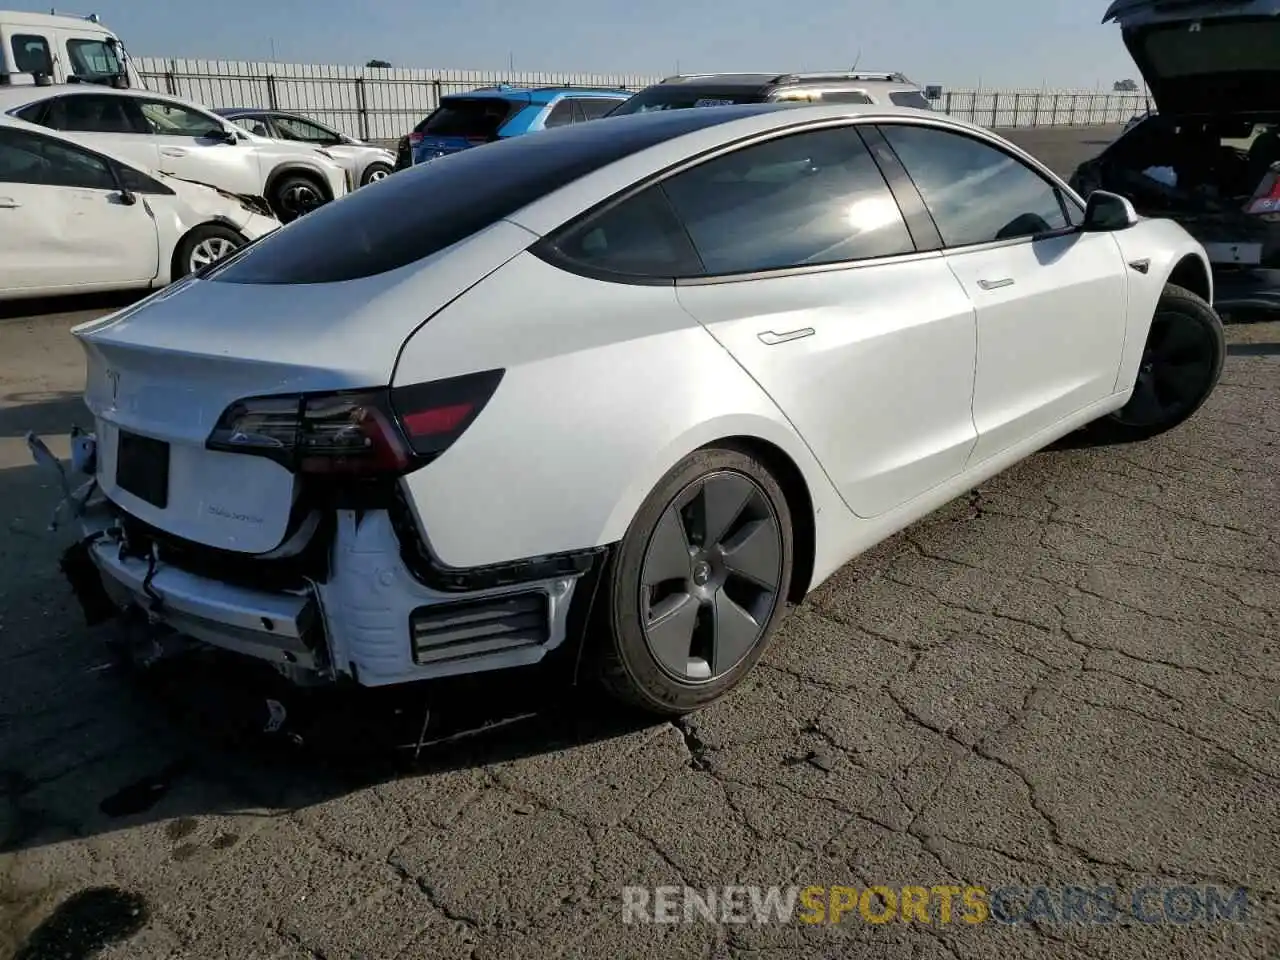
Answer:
[206,370,504,475]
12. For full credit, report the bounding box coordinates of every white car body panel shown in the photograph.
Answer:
[947,230,1130,464]
[676,252,978,519]
[47,103,1217,689]
[0,114,278,300]
[0,86,349,205]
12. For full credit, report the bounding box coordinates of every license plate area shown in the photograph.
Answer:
[116,429,170,509]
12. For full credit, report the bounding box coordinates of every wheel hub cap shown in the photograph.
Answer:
[638,471,784,684]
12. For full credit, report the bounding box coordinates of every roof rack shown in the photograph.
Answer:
[774,70,911,84]
[659,72,777,83]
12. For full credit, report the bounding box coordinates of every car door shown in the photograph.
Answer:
[659,124,979,519]
[32,92,162,171]
[133,97,263,196]
[877,122,1130,465]
[0,125,156,293]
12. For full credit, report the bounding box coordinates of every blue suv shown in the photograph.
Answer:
[394,85,633,170]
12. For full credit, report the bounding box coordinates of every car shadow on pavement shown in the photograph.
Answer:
[0,391,89,438]
[0,291,143,323]
[0,450,655,862]
[1226,341,1280,356]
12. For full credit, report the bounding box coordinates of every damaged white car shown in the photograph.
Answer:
[32,104,1224,716]
[0,114,278,300]
[1070,0,1280,316]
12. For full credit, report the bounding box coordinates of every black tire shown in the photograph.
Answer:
[596,445,795,716]
[360,161,393,186]
[269,173,327,222]
[1089,282,1225,444]
[172,223,247,280]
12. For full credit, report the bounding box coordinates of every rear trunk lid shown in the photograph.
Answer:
[1104,0,1280,113]
[74,219,535,554]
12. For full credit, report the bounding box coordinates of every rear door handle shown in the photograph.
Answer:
[0,197,20,208]
[159,148,188,158]
[758,328,815,345]
[977,277,1015,290]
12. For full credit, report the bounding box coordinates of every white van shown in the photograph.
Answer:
[0,10,142,88]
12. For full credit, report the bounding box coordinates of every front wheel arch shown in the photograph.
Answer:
[170,221,248,281]
[1166,253,1212,306]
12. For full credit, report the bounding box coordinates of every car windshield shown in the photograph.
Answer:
[607,88,768,116]
[416,97,518,140]
[66,38,123,80]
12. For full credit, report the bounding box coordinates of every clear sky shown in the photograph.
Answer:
[23,0,1139,89]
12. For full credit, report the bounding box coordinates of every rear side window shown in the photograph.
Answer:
[419,97,517,140]
[10,34,52,75]
[42,94,148,134]
[889,91,933,110]
[816,91,873,104]
[543,99,579,129]
[541,187,703,278]
[661,126,915,274]
[212,107,760,285]
[579,98,623,120]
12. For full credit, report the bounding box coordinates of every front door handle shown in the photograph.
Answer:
[758,328,815,345]
[977,277,1015,290]
[0,197,20,208]
[159,147,188,158]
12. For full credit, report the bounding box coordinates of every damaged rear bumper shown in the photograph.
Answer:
[41,432,606,689]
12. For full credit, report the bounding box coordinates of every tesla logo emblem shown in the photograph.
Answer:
[106,369,120,403]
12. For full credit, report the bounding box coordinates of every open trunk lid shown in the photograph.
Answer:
[74,219,534,554]
[1104,0,1280,113]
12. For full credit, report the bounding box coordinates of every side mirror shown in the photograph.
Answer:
[1082,190,1139,232]
[206,127,238,144]
[109,164,137,205]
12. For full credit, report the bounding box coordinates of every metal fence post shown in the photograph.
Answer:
[355,77,369,141]
[944,91,953,116]
[432,77,442,110]
[266,74,278,110]
[990,92,999,127]
[1013,92,1022,127]
[1052,93,1060,126]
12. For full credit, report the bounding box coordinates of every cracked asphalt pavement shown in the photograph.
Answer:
[1,125,1278,960]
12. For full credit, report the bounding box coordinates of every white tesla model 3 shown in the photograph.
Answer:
[51,102,1224,716]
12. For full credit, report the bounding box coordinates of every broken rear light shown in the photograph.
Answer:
[206,369,504,475]
[1246,164,1280,217]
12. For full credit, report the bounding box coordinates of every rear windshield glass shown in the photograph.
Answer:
[608,87,768,116]
[889,91,932,110]
[211,106,771,285]
[414,97,518,140]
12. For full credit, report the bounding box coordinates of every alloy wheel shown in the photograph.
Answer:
[188,236,238,272]
[639,471,784,683]
[1114,309,1218,428]
[366,166,390,182]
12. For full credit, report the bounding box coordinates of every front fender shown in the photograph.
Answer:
[1105,218,1214,394]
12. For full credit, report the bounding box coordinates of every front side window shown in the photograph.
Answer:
[0,127,115,190]
[9,34,52,75]
[272,115,338,143]
[880,124,1071,247]
[231,116,270,137]
[138,99,224,137]
[889,91,933,110]
[66,38,123,80]
[660,126,915,275]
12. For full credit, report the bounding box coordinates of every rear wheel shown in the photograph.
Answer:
[596,446,794,716]
[173,224,246,279]
[1092,282,1225,443]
